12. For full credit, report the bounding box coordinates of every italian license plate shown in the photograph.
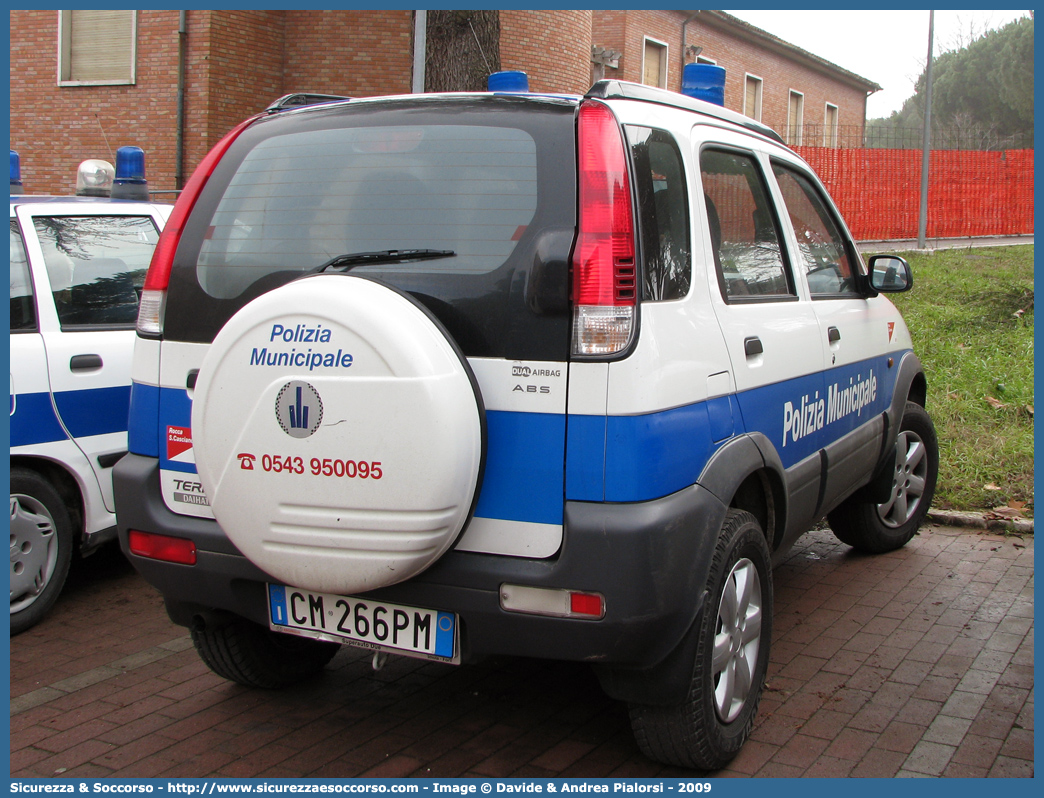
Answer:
[267,584,458,663]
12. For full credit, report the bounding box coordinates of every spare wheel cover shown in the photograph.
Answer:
[192,275,485,595]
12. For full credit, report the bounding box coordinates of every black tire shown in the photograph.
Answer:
[829,401,938,553]
[191,618,340,688]
[10,468,75,635]
[629,509,773,770]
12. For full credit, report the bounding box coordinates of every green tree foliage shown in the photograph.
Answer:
[869,15,1033,149]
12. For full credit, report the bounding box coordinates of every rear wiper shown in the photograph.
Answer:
[312,249,455,273]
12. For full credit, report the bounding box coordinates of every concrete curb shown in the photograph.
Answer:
[928,509,1034,534]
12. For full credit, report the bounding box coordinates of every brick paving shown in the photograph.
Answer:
[10,524,1033,778]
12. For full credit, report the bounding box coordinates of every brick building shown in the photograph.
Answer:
[10,9,878,196]
[593,10,880,148]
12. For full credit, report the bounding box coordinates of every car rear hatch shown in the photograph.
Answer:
[136,95,581,560]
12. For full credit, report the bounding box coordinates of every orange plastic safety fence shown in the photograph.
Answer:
[793,147,1034,240]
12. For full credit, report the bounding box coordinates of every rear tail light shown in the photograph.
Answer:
[500,584,605,619]
[128,530,197,565]
[137,116,258,336]
[572,100,636,356]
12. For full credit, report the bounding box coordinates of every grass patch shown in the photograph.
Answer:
[883,245,1034,515]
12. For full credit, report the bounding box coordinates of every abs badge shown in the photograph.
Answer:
[275,381,323,438]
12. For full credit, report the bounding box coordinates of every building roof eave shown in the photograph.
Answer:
[693,10,883,94]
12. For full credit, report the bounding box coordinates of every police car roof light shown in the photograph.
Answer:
[112,146,149,201]
[115,146,146,182]
[138,116,258,335]
[681,63,727,107]
[76,159,115,197]
[488,70,529,93]
[10,149,23,194]
[571,101,636,356]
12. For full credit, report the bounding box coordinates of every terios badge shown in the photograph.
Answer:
[275,381,323,438]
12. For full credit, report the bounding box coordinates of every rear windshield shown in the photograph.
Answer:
[166,98,578,359]
[198,124,539,299]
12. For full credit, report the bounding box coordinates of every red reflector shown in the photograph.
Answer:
[569,592,604,617]
[128,530,197,565]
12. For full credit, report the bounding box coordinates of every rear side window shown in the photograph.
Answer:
[626,126,690,301]
[10,220,35,331]
[197,124,538,300]
[772,162,861,296]
[700,149,793,301]
[33,215,159,329]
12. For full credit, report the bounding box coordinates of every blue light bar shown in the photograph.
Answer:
[112,146,149,200]
[10,150,23,195]
[681,63,726,107]
[488,70,529,93]
[115,146,146,182]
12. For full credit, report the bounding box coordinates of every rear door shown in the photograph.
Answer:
[17,203,168,511]
[696,134,828,530]
[159,98,578,558]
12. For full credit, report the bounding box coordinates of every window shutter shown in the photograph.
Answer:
[62,10,135,83]
[643,41,665,88]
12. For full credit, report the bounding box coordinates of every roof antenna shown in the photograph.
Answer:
[94,113,115,162]
[468,18,493,76]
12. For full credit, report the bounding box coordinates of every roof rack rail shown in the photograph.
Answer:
[585,80,784,145]
[265,93,352,113]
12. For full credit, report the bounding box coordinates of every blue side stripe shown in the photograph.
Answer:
[473,410,565,526]
[11,391,68,447]
[565,414,606,501]
[132,351,906,523]
[604,402,718,503]
[128,382,160,457]
[52,385,131,439]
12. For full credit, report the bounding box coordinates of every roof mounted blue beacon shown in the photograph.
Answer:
[681,63,726,107]
[11,150,24,195]
[111,145,149,201]
[488,70,529,93]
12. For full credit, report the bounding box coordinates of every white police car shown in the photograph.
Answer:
[10,148,171,634]
[114,68,937,769]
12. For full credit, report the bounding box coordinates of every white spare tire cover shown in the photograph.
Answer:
[191,275,484,595]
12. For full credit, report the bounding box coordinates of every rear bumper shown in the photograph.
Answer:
[114,453,725,669]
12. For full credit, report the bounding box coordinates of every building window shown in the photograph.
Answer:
[642,38,668,89]
[787,91,804,146]
[58,10,136,86]
[744,75,763,121]
[824,103,839,147]
[696,56,717,65]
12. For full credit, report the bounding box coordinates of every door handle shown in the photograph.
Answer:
[744,336,763,357]
[70,354,103,371]
[827,326,841,344]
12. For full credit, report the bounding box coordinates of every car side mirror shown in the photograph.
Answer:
[868,254,913,293]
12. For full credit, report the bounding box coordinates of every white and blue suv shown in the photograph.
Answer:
[114,70,937,769]
[10,150,171,633]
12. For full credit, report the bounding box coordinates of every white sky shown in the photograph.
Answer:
[724,9,1032,118]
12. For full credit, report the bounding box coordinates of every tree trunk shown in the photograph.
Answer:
[425,10,500,92]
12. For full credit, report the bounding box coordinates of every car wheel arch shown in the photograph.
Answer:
[9,456,85,539]
[698,433,787,552]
